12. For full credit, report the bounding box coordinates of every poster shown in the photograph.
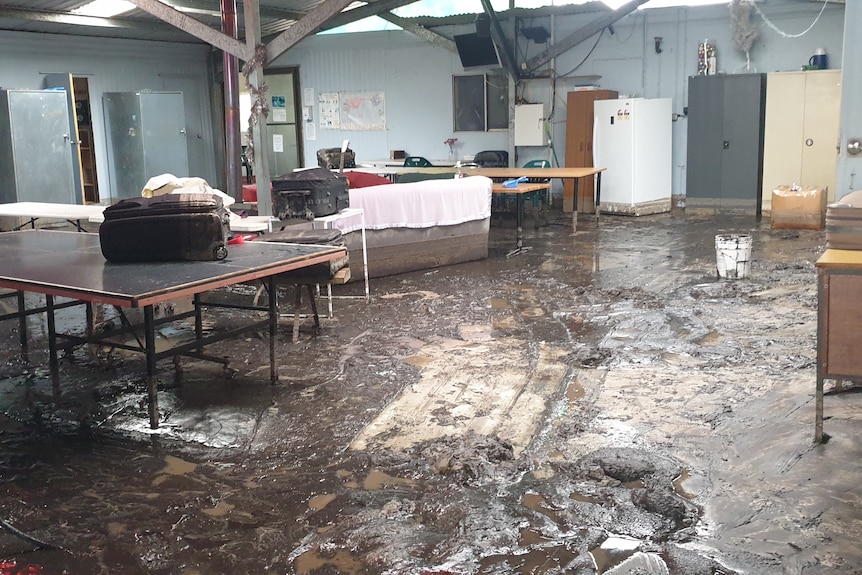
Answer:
[340,92,385,131]
[318,92,340,129]
[271,95,287,123]
[273,134,283,153]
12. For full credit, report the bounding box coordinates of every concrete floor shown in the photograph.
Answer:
[1,207,861,575]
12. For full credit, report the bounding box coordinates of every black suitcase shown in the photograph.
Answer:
[99,193,230,263]
[271,167,350,220]
[317,147,356,170]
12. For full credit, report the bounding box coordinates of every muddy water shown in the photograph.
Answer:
[0,210,855,574]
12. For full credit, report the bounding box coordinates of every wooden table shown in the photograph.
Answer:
[0,229,346,428]
[815,249,862,443]
[472,167,605,230]
[492,182,551,257]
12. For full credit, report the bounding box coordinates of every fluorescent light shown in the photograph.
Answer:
[71,0,136,18]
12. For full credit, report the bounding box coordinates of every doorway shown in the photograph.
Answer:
[73,77,100,204]
[239,66,304,177]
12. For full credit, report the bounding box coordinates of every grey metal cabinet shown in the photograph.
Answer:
[103,91,189,200]
[0,89,77,205]
[685,74,767,217]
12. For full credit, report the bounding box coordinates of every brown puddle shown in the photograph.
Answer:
[404,354,434,367]
[522,492,563,525]
[294,549,363,575]
[480,546,577,574]
[673,468,696,499]
[566,379,585,403]
[362,469,416,490]
[570,490,599,504]
[308,493,337,511]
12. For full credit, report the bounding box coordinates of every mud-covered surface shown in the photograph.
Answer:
[1,209,860,574]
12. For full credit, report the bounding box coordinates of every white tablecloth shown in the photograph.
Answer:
[340,175,492,234]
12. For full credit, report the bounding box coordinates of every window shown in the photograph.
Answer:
[453,74,509,132]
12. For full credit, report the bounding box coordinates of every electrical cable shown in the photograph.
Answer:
[752,0,830,39]
[614,10,639,44]
[557,28,605,78]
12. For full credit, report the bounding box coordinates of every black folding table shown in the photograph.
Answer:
[0,230,347,428]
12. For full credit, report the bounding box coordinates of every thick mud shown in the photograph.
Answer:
[1,210,857,575]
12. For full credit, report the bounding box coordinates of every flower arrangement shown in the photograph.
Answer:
[444,137,458,159]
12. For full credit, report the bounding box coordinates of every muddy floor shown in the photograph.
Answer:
[1,207,861,575]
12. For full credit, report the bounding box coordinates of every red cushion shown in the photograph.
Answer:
[345,172,392,188]
[242,183,258,202]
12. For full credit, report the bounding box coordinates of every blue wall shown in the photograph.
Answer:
[277,2,845,199]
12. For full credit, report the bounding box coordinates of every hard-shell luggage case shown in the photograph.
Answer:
[317,147,356,170]
[271,167,350,220]
[99,193,230,263]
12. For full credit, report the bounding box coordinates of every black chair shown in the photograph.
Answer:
[404,156,433,167]
[473,150,509,168]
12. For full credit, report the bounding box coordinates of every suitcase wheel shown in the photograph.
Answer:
[214,245,228,260]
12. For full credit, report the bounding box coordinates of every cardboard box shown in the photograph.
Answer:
[771,186,827,230]
[390,150,406,160]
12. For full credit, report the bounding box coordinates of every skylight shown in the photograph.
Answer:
[71,0,136,18]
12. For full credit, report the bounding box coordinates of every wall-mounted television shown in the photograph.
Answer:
[454,32,501,70]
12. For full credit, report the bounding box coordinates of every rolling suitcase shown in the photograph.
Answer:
[271,167,350,220]
[99,193,230,263]
[316,147,356,170]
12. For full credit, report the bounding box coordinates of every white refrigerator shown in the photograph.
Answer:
[592,98,672,216]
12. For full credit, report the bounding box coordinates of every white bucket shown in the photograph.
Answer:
[715,234,752,279]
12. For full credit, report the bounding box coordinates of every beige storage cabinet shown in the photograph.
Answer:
[762,70,841,213]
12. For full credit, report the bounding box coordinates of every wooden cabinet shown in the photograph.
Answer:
[564,89,617,213]
[762,70,841,212]
[815,249,862,443]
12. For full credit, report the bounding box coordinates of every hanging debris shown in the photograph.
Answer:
[241,44,270,169]
[730,0,759,55]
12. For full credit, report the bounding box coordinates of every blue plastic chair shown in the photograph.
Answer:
[404,156,433,167]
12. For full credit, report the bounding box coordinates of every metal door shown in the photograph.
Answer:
[0,90,76,204]
[685,75,725,200]
[719,74,766,210]
[43,73,85,204]
[140,92,189,182]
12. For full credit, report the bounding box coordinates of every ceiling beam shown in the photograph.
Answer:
[264,0,354,64]
[377,12,457,53]
[0,6,171,30]
[318,0,419,32]
[167,0,305,20]
[525,0,649,72]
[480,0,522,81]
[126,0,248,58]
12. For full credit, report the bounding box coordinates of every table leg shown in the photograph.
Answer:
[573,178,580,232]
[506,194,532,258]
[267,275,278,383]
[516,195,524,250]
[46,295,60,398]
[595,172,602,223]
[144,304,159,429]
[16,291,27,358]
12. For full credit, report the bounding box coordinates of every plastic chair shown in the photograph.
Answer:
[403,156,433,167]
[523,159,551,228]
